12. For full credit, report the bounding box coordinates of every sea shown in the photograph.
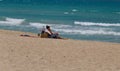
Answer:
[0,0,120,43]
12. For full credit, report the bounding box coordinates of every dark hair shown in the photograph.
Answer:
[46,25,50,29]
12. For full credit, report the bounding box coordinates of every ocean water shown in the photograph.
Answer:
[0,0,120,43]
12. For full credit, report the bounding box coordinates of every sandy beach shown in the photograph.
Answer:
[0,29,120,71]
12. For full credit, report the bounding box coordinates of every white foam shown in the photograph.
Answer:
[6,17,25,24]
[64,12,69,14]
[72,9,78,12]
[74,21,120,27]
[29,22,71,29]
[55,29,120,36]
[0,17,25,25]
[29,22,51,29]
[115,12,120,14]
[53,24,71,29]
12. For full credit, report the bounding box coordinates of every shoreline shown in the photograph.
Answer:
[0,29,120,44]
[0,29,120,71]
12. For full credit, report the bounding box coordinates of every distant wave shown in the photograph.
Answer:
[55,29,120,36]
[74,21,120,27]
[29,22,71,29]
[0,17,25,25]
[115,12,120,14]
[64,12,69,15]
[72,9,78,12]
[64,9,78,15]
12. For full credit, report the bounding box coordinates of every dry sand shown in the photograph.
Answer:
[0,29,120,71]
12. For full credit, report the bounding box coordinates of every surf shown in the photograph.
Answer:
[54,28,120,36]
[74,21,120,27]
[0,17,25,26]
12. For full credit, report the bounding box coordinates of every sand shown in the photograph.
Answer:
[0,29,120,71]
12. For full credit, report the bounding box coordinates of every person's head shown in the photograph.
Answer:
[46,25,50,29]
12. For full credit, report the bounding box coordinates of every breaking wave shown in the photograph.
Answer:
[74,21,120,27]
[55,29,120,36]
[29,22,71,29]
[29,22,51,29]
[0,17,25,25]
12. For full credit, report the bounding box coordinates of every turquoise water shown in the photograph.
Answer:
[0,0,120,43]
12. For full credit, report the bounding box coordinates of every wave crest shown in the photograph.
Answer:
[29,22,50,29]
[0,17,25,25]
[74,21,120,27]
[55,29,120,36]
[29,22,71,29]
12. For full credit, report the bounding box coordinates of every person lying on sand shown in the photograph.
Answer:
[20,34,38,38]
